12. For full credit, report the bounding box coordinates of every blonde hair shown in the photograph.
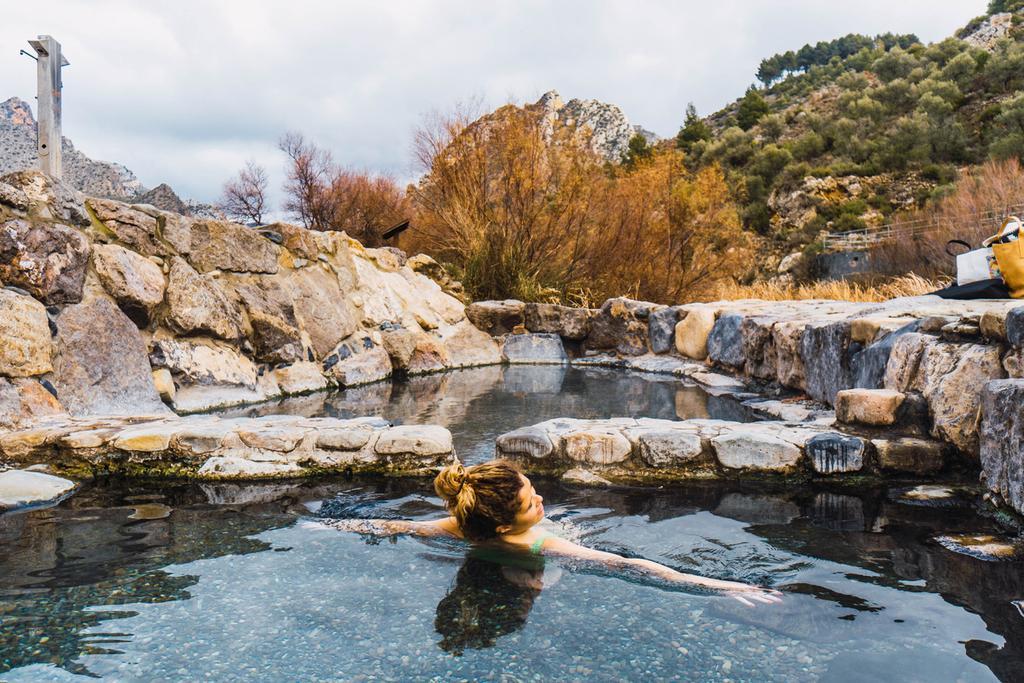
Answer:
[434,459,525,540]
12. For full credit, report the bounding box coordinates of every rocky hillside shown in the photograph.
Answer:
[679,5,1024,272]
[0,97,218,217]
[0,169,497,424]
[1,97,142,199]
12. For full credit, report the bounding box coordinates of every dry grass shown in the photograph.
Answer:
[705,273,945,302]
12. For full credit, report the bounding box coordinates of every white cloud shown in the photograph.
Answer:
[2,0,988,207]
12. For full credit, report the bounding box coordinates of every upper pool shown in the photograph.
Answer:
[1,366,1021,681]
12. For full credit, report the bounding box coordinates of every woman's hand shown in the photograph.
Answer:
[718,582,784,607]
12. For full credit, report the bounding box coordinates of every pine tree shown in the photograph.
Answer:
[676,103,711,150]
[736,87,769,131]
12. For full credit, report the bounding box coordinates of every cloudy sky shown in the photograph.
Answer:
[2,0,987,208]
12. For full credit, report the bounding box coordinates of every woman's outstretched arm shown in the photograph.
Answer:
[306,517,462,538]
[541,536,782,607]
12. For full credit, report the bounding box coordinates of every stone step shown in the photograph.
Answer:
[0,414,453,480]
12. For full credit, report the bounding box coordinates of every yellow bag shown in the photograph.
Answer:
[991,216,1024,297]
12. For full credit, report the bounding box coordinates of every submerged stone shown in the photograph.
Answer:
[561,468,612,486]
[0,469,76,511]
[935,534,1024,561]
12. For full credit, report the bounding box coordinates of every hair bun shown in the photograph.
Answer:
[434,460,468,503]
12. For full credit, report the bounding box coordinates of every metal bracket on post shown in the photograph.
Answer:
[27,35,70,179]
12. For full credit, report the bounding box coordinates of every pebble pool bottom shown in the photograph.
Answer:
[1,366,1021,681]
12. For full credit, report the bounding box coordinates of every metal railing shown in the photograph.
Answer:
[821,202,1024,251]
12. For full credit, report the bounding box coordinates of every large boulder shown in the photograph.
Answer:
[772,320,808,390]
[466,300,525,336]
[92,243,166,326]
[49,298,167,415]
[234,280,303,363]
[264,222,318,260]
[86,197,166,255]
[150,338,258,389]
[164,257,243,341]
[439,321,502,368]
[524,303,594,340]
[376,325,444,374]
[287,265,358,359]
[980,379,1024,515]
[883,332,932,392]
[674,307,716,360]
[648,307,680,354]
[633,428,706,468]
[586,298,655,356]
[800,321,855,405]
[706,314,745,368]
[324,336,393,387]
[741,316,777,380]
[0,289,52,377]
[0,377,65,429]
[1,170,88,227]
[1005,306,1024,347]
[502,333,568,364]
[0,219,90,304]
[563,427,633,465]
[187,220,280,274]
[911,340,1004,455]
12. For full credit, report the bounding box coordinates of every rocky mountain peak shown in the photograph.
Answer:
[531,90,657,162]
[0,96,218,216]
[0,97,35,127]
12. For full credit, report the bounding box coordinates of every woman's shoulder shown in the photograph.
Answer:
[431,516,464,538]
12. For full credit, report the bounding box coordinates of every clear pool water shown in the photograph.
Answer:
[1,367,1021,682]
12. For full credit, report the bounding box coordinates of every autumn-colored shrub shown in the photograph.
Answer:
[405,104,755,304]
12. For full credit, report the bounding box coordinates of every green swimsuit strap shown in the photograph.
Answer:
[530,531,554,554]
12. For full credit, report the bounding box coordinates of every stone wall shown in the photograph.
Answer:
[468,295,1024,515]
[496,416,950,483]
[0,170,500,424]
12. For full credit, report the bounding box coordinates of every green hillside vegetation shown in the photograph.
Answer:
[678,4,1024,256]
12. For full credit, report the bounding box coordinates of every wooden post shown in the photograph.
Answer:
[27,35,70,179]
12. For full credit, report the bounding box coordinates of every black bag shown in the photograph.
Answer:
[928,278,1011,300]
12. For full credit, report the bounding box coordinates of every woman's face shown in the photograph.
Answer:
[505,474,544,533]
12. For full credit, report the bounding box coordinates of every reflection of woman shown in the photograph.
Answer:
[435,551,546,655]
[316,459,781,606]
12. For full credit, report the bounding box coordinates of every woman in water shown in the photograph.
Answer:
[319,459,782,607]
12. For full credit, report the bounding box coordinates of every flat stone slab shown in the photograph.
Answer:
[0,469,77,512]
[495,414,951,481]
[0,414,454,480]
